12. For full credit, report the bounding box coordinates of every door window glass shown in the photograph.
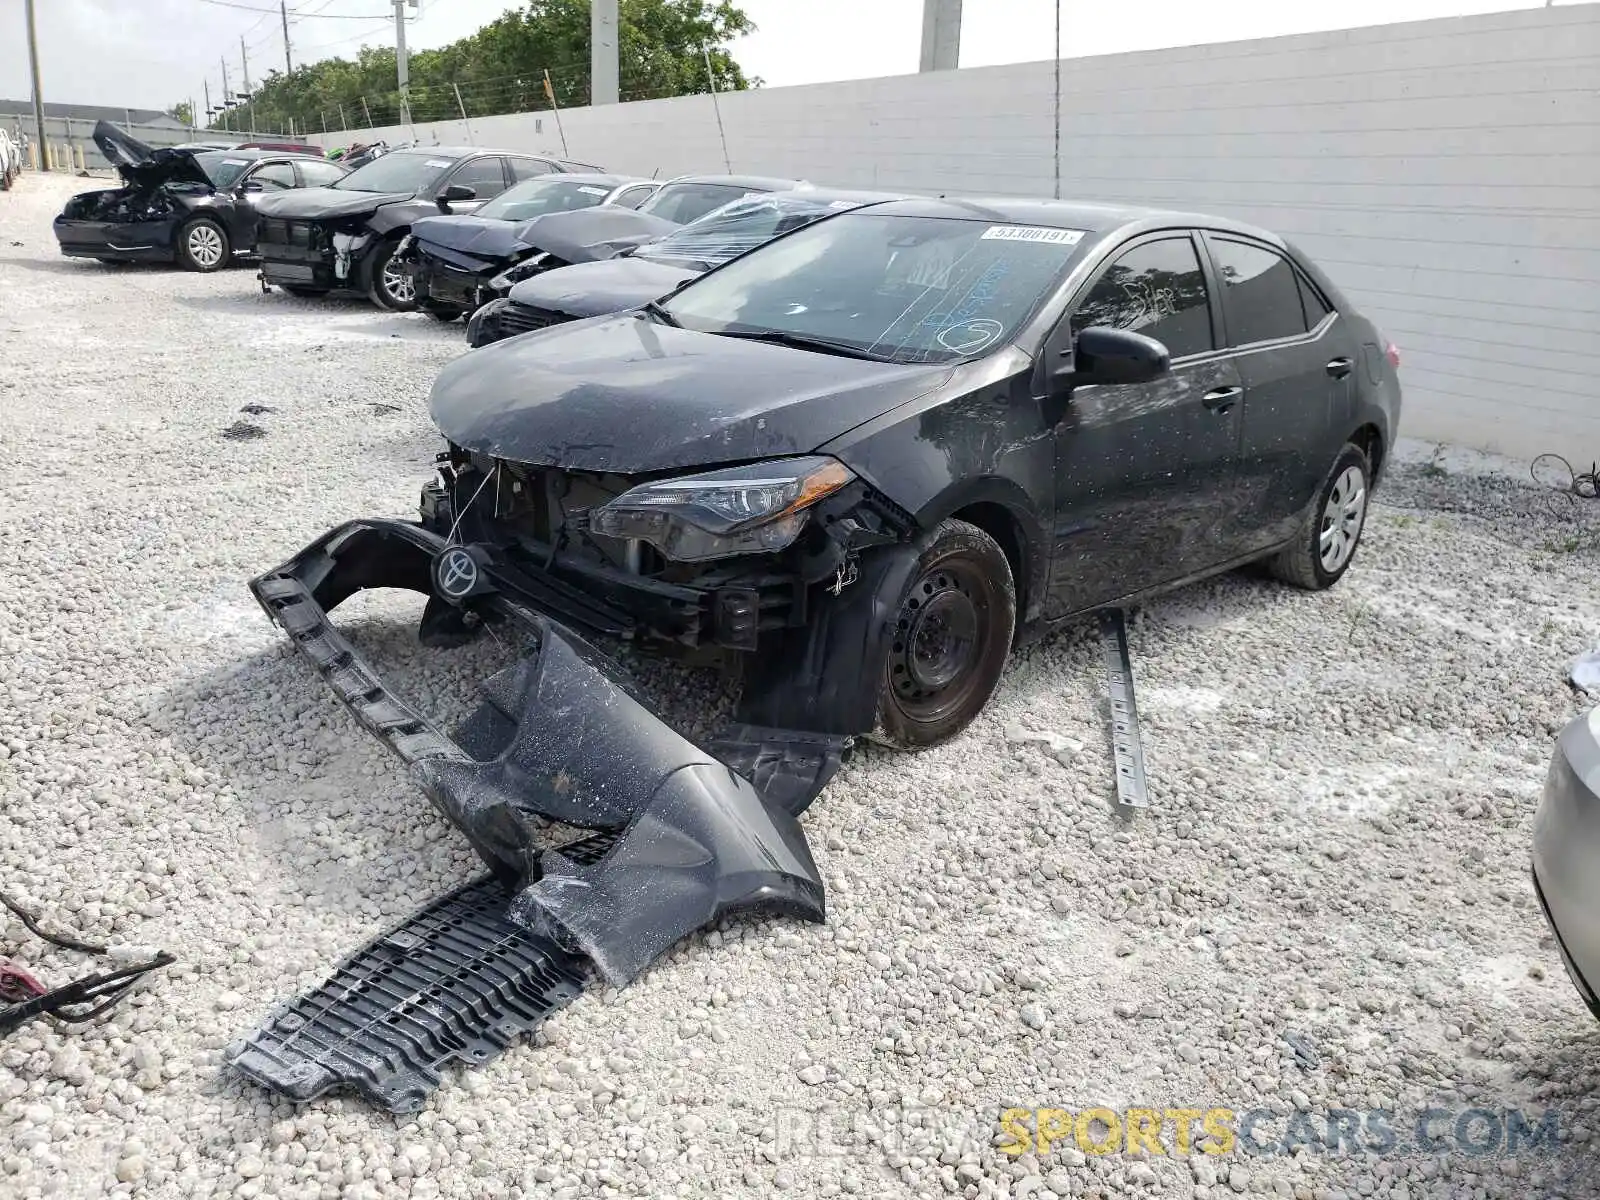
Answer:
[1298,271,1332,328]
[446,157,508,199]
[248,161,298,191]
[1071,237,1213,358]
[1209,238,1310,345]
[509,157,559,181]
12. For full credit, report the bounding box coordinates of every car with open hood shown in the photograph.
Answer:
[275,197,1400,781]
[52,122,350,271]
[252,145,601,309]
[399,173,660,321]
[469,172,810,298]
[466,187,910,347]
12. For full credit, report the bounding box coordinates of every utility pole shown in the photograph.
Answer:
[221,56,231,131]
[25,0,48,172]
[204,79,212,129]
[591,0,619,105]
[393,0,413,129]
[919,0,962,72]
[241,38,252,132]
[281,0,293,74]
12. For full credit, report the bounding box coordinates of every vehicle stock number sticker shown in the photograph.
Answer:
[980,225,1086,245]
[578,186,609,196]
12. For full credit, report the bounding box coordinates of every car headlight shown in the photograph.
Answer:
[489,252,550,292]
[591,456,855,562]
[466,297,511,348]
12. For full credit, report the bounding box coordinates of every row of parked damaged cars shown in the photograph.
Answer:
[49,124,1598,1039]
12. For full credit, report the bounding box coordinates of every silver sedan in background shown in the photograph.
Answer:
[1533,707,1600,1019]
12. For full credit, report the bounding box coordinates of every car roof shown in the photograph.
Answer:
[859,196,1288,248]
[521,171,647,187]
[663,173,808,191]
[765,186,912,205]
[197,147,322,162]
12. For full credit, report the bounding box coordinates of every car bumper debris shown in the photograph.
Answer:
[226,518,830,1107]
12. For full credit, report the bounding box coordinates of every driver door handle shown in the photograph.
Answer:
[1326,356,1354,378]
[1202,385,1242,412]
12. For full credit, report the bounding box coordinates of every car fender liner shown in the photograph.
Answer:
[243,517,828,1078]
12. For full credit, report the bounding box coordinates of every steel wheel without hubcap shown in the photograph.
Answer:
[873,518,1016,749]
[1319,464,1367,573]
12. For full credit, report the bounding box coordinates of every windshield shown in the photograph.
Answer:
[635,195,849,270]
[660,213,1086,365]
[478,178,614,221]
[194,152,255,189]
[639,181,763,226]
[333,150,455,193]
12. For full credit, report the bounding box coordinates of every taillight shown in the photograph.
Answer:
[1384,340,1401,369]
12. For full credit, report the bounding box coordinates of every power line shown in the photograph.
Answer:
[194,0,391,17]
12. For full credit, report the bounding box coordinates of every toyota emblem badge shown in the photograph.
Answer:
[435,547,479,600]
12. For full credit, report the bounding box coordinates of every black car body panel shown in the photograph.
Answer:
[53,122,345,265]
[504,255,695,322]
[252,147,596,297]
[430,312,954,472]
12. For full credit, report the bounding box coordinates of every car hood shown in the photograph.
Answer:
[518,207,681,264]
[411,213,523,258]
[92,121,209,191]
[430,313,952,473]
[255,187,415,221]
[505,257,699,319]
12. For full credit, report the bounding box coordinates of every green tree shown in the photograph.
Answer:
[167,101,195,127]
[218,0,757,135]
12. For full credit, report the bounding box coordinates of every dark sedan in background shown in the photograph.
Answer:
[252,145,600,309]
[472,172,810,297]
[400,173,659,321]
[1533,708,1600,1020]
[466,187,907,347]
[53,122,348,271]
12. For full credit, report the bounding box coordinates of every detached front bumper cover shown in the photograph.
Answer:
[227,518,827,1108]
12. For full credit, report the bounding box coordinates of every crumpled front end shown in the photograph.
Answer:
[233,519,830,1108]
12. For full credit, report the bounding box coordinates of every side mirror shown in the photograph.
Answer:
[239,178,265,193]
[436,182,475,213]
[1053,326,1171,392]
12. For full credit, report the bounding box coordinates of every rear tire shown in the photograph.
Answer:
[870,519,1016,750]
[367,237,417,311]
[176,216,229,272]
[1267,443,1371,590]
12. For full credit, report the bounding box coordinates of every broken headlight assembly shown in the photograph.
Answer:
[590,456,854,563]
[489,252,550,292]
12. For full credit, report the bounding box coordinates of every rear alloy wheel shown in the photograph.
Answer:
[872,519,1016,750]
[368,238,418,311]
[1267,442,1371,590]
[177,217,229,272]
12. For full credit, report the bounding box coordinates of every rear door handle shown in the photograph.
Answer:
[1202,385,1242,411]
[1326,357,1354,379]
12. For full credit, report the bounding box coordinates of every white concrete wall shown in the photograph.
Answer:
[318,6,1600,461]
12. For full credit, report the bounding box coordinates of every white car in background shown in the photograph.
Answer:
[0,129,18,190]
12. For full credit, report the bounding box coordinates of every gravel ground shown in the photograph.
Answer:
[2,171,1599,1200]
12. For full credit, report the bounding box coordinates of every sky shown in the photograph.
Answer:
[0,0,1580,113]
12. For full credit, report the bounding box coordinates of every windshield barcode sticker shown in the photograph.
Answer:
[222,158,248,166]
[578,186,609,196]
[981,225,1085,245]
[425,159,452,168]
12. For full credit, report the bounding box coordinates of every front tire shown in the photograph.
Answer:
[421,301,465,323]
[871,518,1016,750]
[368,237,417,311]
[176,216,229,272]
[1267,443,1371,590]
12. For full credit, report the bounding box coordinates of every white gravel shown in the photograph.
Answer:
[3,171,1599,1200]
